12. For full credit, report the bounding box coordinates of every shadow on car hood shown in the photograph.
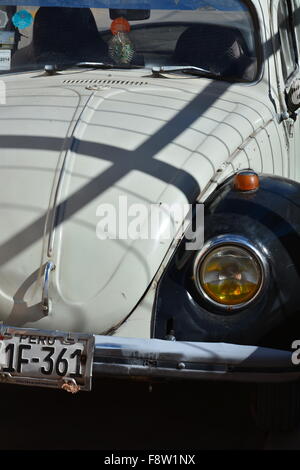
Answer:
[0,71,270,334]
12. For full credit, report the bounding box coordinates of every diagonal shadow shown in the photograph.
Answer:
[0,80,232,265]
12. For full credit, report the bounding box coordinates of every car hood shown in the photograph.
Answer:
[0,70,272,334]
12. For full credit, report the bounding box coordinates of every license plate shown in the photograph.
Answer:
[0,326,94,392]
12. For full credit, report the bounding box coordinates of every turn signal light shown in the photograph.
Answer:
[234,171,259,192]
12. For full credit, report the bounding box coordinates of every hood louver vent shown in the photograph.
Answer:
[62,78,148,86]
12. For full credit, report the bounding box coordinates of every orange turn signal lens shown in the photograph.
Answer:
[234,171,259,192]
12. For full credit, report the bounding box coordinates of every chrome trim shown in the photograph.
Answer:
[41,261,55,315]
[193,235,268,312]
[92,335,300,384]
[0,325,298,390]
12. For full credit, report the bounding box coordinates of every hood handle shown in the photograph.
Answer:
[41,261,55,315]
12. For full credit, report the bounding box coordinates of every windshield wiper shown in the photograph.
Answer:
[76,62,144,69]
[151,65,220,79]
[44,62,143,75]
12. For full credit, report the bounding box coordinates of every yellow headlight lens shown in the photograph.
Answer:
[197,245,262,307]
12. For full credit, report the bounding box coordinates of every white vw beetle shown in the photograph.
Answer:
[1,0,300,431]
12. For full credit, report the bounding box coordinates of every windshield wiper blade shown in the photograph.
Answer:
[44,62,143,75]
[75,62,143,69]
[151,65,220,78]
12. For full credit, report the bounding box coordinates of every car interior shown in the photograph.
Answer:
[10,6,257,81]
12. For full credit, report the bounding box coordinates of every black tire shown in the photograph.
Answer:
[251,382,300,432]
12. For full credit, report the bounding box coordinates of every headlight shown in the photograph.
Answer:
[194,236,265,310]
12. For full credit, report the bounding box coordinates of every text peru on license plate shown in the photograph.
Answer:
[0,326,95,391]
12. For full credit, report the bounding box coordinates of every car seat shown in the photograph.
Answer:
[173,23,255,81]
[13,7,108,66]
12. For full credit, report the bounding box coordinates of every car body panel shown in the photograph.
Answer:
[0,67,284,334]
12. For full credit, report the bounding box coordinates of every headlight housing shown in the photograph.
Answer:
[193,235,266,310]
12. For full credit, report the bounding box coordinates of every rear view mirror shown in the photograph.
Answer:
[109,9,150,21]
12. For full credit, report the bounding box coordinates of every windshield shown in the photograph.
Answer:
[0,0,258,81]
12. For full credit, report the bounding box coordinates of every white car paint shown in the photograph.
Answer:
[0,0,297,337]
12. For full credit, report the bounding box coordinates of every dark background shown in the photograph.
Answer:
[0,379,273,450]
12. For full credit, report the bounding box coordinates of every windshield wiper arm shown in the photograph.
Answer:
[151,65,220,78]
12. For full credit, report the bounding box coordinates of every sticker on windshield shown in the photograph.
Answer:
[0,10,8,28]
[12,10,33,29]
[0,31,15,46]
[0,49,11,71]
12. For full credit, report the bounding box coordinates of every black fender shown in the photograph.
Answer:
[152,174,300,350]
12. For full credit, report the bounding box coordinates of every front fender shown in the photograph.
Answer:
[152,174,300,350]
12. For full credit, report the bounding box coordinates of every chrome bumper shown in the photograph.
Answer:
[93,336,300,383]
